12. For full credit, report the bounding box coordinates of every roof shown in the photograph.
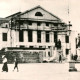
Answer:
[0,18,8,20]
[0,18,9,24]
[4,5,63,22]
[5,12,21,18]
[21,5,61,20]
[3,5,66,25]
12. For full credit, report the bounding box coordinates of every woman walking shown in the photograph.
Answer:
[2,55,8,72]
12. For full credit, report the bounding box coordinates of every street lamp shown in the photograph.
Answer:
[65,21,72,61]
[67,21,72,36]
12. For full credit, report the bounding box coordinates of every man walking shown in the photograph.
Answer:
[13,57,19,72]
[59,54,62,63]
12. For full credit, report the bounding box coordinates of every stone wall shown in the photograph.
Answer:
[0,51,43,63]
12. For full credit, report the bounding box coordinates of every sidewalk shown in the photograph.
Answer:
[0,63,80,80]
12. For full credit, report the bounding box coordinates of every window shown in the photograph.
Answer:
[65,35,69,43]
[35,12,43,16]
[19,21,23,25]
[48,46,51,49]
[29,21,32,25]
[48,52,51,57]
[37,31,41,43]
[19,30,24,42]
[54,32,58,47]
[3,33,7,41]
[20,45,25,48]
[6,24,8,28]
[54,32,57,42]
[39,46,42,48]
[29,46,33,49]
[66,49,69,55]
[46,23,49,26]
[46,31,49,42]
[53,23,58,26]
[37,22,41,26]
[28,30,33,42]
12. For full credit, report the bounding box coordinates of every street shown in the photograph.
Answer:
[0,63,80,80]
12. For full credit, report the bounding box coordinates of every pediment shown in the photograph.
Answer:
[20,6,61,22]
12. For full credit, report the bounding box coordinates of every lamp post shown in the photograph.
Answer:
[66,21,72,61]
[68,21,72,59]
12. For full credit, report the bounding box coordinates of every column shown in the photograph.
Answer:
[50,32,54,43]
[11,30,15,47]
[33,31,37,43]
[52,32,54,43]
[16,30,19,47]
[41,31,45,43]
[7,29,11,47]
[24,31,28,42]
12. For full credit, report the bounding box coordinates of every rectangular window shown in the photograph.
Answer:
[37,22,41,26]
[46,22,49,26]
[19,21,23,25]
[53,23,58,26]
[66,49,69,55]
[37,31,41,43]
[3,33,7,41]
[39,46,42,48]
[29,21,32,25]
[46,31,49,42]
[29,46,33,49]
[28,30,32,42]
[20,45,25,48]
[48,46,51,49]
[48,52,52,57]
[65,35,69,43]
[19,30,23,42]
[54,32,57,42]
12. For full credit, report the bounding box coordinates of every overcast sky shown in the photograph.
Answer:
[0,0,80,33]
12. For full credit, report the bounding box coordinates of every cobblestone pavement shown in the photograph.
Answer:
[0,63,80,80]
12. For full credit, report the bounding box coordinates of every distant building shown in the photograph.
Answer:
[0,5,72,62]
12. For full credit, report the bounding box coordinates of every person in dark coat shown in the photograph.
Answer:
[59,54,62,63]
[2,55,8,72]
[13,58,19,72]
[57,39,61,49]
[71,54,74,60]
[74,53,78,61]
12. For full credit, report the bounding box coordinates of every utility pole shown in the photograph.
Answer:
[10,18,13,47]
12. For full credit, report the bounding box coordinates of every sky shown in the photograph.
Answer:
[0,0,80,34]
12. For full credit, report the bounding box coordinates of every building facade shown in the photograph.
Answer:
[0,6,71,62]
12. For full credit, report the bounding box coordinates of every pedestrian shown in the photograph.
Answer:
[59,54,62,63]
[74,53,78,61]
[71,53,74,60]
[13,58,19,72]
[57,39,61,49]
[2,55,8,72]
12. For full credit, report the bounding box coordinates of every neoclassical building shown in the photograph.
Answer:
[0,5,72,62]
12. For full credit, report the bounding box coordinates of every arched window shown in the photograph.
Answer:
[35,12,43,16]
